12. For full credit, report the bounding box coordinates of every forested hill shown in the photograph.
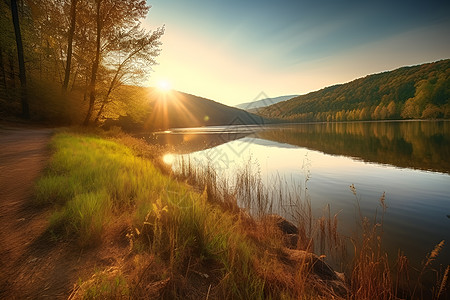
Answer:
[103,87,272,131]
[257,59,450,122]
[144,89,270,130]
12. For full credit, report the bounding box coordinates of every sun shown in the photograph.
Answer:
[157,79,171,92]
[162,153,175,165]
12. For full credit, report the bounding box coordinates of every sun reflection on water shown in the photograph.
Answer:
[163,153,175,165]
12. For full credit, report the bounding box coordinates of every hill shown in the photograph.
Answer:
[235,95,298,110]
[257,59,450,122]
[104,87,273,131]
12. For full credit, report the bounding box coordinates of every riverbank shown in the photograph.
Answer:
[5,127,345,298]
[1,126,447,299]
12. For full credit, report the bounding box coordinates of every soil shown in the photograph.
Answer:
[0,124,128,299]
[0,124,58,297]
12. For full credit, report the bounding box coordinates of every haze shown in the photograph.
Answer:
[144,0,450,106]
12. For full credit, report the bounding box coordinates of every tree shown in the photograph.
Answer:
[401,97,420,119]
[0,1,15,101]
[421,104,443,119]
[10,0,29,118]
[83,0,102,126]
[94,25,164,123]
[386,101,396,119]
[83,0,152,126]
[62,0,78,91]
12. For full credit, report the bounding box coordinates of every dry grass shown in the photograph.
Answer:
[436,265,449,299]
[36,129,346,299]
[35,128,448,299]
[174,154,449,299]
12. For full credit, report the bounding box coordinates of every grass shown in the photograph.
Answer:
[35,128,448,299]
[69,267,130,299]
[35,133,161,245]
[36,129,331,299]
[173,150,449,299]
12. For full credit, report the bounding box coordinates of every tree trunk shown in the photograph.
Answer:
[10,0,29,118]
[0,48,7,99]
[94,100,107,124]
[70,65,79,92]
[83,0,101,126]
[8,54,15,90]
[62,0,78,92]
[92,37,150,123]
[94,64,122,123]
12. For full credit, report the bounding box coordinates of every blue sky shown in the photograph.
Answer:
[144,0,450,106]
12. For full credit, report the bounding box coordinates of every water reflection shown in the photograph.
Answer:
[138,125,254,154]
[149,121,450,173]
[149,121,450,267]
[254,121,450,174]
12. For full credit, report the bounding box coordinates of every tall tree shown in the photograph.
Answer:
[83,0,101,126]
[94,25,164,123]
[82,0,151,125]
[62,0,78,91]
[10,0,29,118]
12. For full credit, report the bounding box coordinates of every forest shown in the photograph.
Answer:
[255,121,450,174]
[0,0,163,125]
[257,59,450,122]
[1,1,449,129]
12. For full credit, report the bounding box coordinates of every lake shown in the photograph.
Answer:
[143,120,450,269]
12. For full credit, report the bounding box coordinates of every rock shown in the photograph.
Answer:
[283,248,349,298]
[284,249,337,280]
[266,215,299,235]
[284,233,299,249]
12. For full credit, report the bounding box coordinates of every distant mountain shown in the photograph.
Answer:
[257,59,450,122]
[235,95,298,110]
[105,87,276,131]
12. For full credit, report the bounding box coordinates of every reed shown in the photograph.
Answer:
[38,130,336,299]
[37,129,448,299]
[436,265,449,299]
[173,152,448,299]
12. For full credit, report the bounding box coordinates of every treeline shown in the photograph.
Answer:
[255,121,450,174]
[0,0,163,125]
[258,59,450,122]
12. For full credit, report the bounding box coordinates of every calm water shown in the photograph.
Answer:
[145,121,450,267]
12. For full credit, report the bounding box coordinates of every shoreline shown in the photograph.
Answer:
[0,125,447,299]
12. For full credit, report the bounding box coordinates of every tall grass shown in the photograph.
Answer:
[172,152,449,299]
[35,132,168,246]
[36,130,448,299]
[38,131,331,299]
[347,185,449,300]
[174,155,343,258]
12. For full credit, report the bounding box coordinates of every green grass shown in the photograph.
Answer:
[35,131,281,298]
[71,267,130,299]
[35,133,164,244]
[37,130,448,299]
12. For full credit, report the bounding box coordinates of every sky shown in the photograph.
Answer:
[143,0,450,106]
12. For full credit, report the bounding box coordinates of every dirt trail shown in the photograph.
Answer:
[0,125,62,298]
[0,125,130,299]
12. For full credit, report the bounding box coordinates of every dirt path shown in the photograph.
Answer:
[0,125,60,298]
[0,125,131,299]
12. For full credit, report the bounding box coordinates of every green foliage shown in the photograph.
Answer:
[258,59,450,122]
[255,121,450,174]
[36,131,269,298]
[0,0,163,125]
[35,132,161,245]
[49,190,111,245]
